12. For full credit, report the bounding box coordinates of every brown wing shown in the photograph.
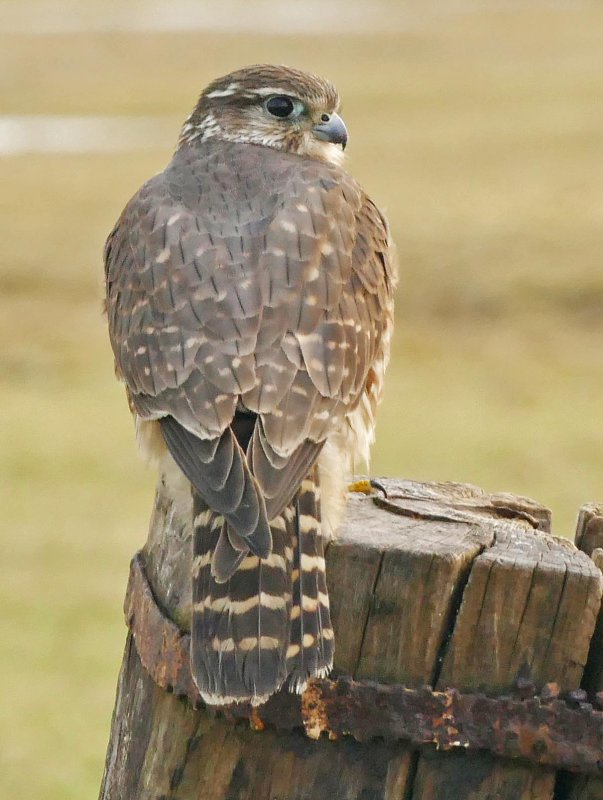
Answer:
[105,139,394,546]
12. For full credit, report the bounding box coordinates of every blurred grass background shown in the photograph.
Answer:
[1,2,603,797]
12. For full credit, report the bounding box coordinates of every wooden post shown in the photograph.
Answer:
[99,479,602,800]
[567,504,603,800]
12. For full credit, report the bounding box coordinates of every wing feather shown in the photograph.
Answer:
[159,416,271,557]
[105,139,396,541]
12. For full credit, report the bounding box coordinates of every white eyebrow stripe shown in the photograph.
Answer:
[205,82,240,98]
[249,87,292,97]
[206,89,236,98]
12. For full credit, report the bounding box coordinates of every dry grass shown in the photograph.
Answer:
[2,4,603,798]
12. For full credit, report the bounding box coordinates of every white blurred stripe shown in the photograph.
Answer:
[0,1,585,36]
[0,116,176,155]
[1,0,423,36]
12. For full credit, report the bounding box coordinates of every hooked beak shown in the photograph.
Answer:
[313,112,348,150]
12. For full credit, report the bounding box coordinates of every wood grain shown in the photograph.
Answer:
[568,505,603,800]
[99,479,602,800]
[413,503,602,800]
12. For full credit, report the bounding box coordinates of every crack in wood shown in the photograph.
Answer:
[353,548,385,679]
[100,479,603,800]
[431,540,488,688]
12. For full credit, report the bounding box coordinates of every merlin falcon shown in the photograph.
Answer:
[104,64,397,706]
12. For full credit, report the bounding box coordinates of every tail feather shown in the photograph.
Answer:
[192,496,293,705]
[286,467,334,692]
[190,467,334,706]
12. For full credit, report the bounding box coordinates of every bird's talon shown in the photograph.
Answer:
[369,479,388,498]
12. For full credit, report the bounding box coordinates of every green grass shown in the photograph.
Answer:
[2,4,603,798]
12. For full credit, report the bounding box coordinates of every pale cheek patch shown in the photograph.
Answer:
[301,133,346,167]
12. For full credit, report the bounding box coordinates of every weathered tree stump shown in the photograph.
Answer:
[567,504,603,800]
[99,479,602,800]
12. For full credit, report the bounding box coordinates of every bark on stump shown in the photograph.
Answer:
[567,503,603,800]
[99,478,602,800]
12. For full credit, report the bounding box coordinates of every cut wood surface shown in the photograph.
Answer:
[99,479,602,800]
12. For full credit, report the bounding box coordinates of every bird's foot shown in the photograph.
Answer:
[347,478,388,498]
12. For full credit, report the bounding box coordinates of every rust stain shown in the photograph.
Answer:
[249,708,265,732]
[123,551,603,777]
[301,681,329,740]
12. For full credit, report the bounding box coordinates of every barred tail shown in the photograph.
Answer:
[190,468,334,706]
[286,467,334,692]
[191,496,293,706]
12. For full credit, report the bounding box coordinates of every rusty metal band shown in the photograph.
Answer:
[125,552,603,776]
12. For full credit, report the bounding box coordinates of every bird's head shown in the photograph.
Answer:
[179,64,348,167]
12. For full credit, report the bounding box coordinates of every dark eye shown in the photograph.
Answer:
[265,95,295,118]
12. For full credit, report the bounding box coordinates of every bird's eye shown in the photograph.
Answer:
[265,95,300,119]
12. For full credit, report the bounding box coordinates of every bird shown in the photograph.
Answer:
[104,64,397,706]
